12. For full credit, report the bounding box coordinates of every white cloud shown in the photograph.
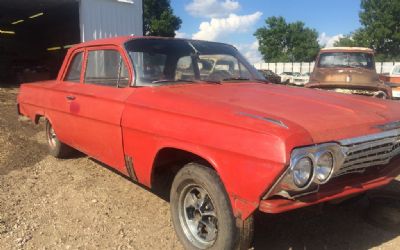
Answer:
[192,12,263,41]
[185,0,240,18]
[318,32,344,47]
[235,41,263,64]
[175,31,188,38]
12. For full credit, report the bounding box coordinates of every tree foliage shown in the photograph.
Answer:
[334,36,357,47]
[143,0,182,37]
[254,17,320,62]
[335,0,400,60]
[334,30,369,47]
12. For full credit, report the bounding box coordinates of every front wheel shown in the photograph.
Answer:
[170,163,254,250]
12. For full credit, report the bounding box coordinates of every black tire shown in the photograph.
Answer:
[45,120,73,158]
[170,163,254,250]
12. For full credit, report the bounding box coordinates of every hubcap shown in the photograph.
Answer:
[48,126,57,147]
[178,185,218,249]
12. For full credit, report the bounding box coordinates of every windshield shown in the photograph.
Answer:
[392,65,400,75]
[318,52,375,69]
[125,38,264,86]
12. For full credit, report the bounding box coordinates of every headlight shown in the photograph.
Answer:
[315,151,334,184]
[292,157,313,188]
[262,143,346,200]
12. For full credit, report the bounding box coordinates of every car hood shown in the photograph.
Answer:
[134,82,400,146]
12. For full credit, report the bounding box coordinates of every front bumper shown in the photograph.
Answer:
[259,157,400,214]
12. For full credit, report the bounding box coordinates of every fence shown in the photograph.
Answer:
[254,62,400,74]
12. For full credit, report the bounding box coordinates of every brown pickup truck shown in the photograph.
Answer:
[306,47,392,99]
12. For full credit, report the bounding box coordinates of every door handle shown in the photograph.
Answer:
[66,95,76,101]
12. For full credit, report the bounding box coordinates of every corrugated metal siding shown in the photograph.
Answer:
[79,0,143,42]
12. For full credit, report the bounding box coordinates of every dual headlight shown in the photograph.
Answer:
[263,143,346,199]
[292,151,334,189]
[280,143,344,192]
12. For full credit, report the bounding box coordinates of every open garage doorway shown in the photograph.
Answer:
[0,0,80,85]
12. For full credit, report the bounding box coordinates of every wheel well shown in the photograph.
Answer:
[151,148,215,200]
[34,114,44,124]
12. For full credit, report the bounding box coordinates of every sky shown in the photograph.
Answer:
[171,0,362,63]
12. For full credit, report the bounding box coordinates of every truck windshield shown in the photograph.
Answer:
[318,52,375,69]
[125,38,264,86]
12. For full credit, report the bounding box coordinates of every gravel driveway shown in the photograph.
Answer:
[1,86,400,250]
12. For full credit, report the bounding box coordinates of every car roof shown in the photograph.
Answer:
[70,36,133,49]
[68,35,235,50]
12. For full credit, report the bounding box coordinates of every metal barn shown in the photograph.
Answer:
[0,0,143,85]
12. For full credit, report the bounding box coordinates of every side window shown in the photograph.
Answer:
[84,50,130,88]
[176,56,195,81]
[237,63,252,79]
[64,52,83,82]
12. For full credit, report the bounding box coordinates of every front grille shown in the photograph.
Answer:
[327,88,388,99]
[334,132,400,177]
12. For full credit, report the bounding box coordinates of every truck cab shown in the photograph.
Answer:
[307,47,392,99]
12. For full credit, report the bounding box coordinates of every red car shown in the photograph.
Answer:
[18,36,400,249]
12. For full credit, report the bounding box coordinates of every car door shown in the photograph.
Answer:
[65,46,135,173]
[47,48,85,147]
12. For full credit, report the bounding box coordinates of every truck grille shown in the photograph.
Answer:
[334,132,400,177]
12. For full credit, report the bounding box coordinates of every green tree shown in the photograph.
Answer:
[143,0,182,37]
[254,17,320,62]
[334,29,369,47]
[335,0,400,60]
[359,0,400,60]
[334,35,357,47]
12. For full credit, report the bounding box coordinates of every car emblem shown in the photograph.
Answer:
[346,75,352,83]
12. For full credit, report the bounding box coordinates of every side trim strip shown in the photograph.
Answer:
[237,112,289,129]
[124,155,137,181]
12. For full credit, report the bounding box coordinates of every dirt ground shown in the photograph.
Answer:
[1,86,400,250]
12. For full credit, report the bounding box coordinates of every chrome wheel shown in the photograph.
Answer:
[178,184,218,249]
[47,125,57,148]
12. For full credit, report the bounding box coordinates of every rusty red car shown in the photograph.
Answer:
[17,36,400,249]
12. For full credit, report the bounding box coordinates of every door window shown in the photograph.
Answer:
[64,52,83,82]
[84,50,130,88]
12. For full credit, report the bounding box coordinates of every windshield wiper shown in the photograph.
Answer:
[151,79,222,85]
[151,79,196,84]
[222,77,251,82]
[201,80,222,85]
[221,77,269,83]
[253,79,270,84]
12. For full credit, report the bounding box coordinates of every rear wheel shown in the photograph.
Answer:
[46,120,73,158]
[170,163,254,250]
